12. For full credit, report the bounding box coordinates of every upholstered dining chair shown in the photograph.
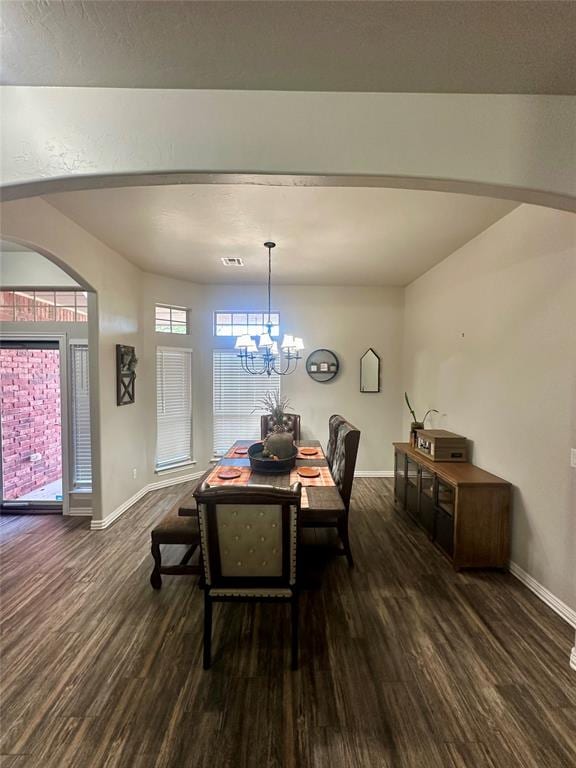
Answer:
[261,413,301,442]
[302,417,360,567]
[325,414,347,469]
[193,482,302,670]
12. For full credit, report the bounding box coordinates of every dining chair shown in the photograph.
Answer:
[193,482,302,670]
[261,413,301,442]
[325,414,347,469]
[302,417,360,567]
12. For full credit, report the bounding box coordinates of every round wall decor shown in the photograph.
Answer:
[306,349,339,382]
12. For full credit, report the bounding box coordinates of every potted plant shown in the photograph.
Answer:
[404,392,438,446]
[254,391,296,460]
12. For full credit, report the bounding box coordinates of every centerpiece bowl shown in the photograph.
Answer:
[248,441,297,474]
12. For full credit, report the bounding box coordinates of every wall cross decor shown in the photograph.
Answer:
[116,344,138,405]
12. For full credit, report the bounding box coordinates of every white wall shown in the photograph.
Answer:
[2,88,575,210]
[140,276,404,476]
[0,197,146,525]
[139,273,202,485]
[0,250,80,287]
[403,205,576,610]
[198,284,404,471]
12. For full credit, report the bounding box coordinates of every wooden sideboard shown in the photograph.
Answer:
[393,443,511,570]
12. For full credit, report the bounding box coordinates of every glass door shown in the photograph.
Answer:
[0,341,63,513]
[418,466,436,536]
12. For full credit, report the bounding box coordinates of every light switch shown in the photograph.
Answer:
[571,449,576,468]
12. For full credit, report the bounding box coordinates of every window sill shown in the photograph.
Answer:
[155,460,197,476]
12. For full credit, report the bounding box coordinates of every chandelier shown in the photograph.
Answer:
[235,242,304,376]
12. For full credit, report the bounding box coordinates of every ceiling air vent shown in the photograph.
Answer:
[221,257,244,267]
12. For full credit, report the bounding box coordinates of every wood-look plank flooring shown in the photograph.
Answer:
[1,479,575,768]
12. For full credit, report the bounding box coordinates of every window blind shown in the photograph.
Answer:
[156,347,193,469]
[70,343,92,487]
[212,350,280,456]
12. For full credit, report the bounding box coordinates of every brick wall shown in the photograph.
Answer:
[0,291,80,322]
[0,349,62,500]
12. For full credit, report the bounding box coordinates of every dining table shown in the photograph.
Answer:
[179,439,345,516]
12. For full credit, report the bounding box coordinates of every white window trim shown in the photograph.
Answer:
[69,339,92,491]
[155,304,190,335]
[155,346,194,471]
[154,459,197,476]
[0,331,71,514]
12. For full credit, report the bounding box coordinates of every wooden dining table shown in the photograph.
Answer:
[179,439,345,516]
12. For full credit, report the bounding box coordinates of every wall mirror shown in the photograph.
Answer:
[360,348,380,393]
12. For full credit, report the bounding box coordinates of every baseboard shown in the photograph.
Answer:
[66,508,93,517]
[354,470,395,478]
[509,560,576,629]
[147,471,204,493]
[90,471,205,531]
[570,646,576,672]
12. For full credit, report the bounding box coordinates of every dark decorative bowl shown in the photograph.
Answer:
[248,442,297,474]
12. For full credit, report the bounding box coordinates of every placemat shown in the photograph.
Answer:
[296,445,325,459]
[206,466,253,486]
[224,444,253,458]
[290,466,334,487]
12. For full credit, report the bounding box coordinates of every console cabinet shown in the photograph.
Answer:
[393,443,511,570]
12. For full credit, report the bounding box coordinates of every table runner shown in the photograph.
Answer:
[223,443,325,460]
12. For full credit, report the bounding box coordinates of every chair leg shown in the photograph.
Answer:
[203,592,213,670]
[150,541,162,589]
[291,596,299,671]
[337,518,354,568]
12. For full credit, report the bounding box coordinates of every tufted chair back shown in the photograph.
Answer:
[261,414,301,442]
[330,420,361,511]
[326,414,347,468]
[194,483,302,593]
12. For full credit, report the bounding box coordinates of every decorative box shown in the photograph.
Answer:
[414,429,468,462]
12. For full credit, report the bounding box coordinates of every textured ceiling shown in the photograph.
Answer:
[2,1,575,94]
[45,185,517,286]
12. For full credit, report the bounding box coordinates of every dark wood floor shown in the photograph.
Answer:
[1,479,575,768]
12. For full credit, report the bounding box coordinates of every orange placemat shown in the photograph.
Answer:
[206,466,252,486]
[290,466,334,487]
[296,445,325,460]
[224,444,253,458]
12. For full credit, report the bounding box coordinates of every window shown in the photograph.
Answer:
[213,350,279,455]
[156,347,193,469]
[70,343,92,488]
[155,305,189,334]
[214,311,280,337]
[0,290,88,322]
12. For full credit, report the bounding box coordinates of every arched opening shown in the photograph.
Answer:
[0,238,100,518]
[2,170,575,214]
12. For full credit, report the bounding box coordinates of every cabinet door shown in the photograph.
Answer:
[435,508,454,556]
[418,467,436,536]
[405,457,419,518]
[435,480,455,556]
[394,451,406,506]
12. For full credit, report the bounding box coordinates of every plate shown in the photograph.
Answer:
[299,447,318,456]
[233,446,248,455]
[217,468,242,480]
[297,467,321,478]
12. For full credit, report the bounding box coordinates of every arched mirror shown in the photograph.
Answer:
[360,348,380,393]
